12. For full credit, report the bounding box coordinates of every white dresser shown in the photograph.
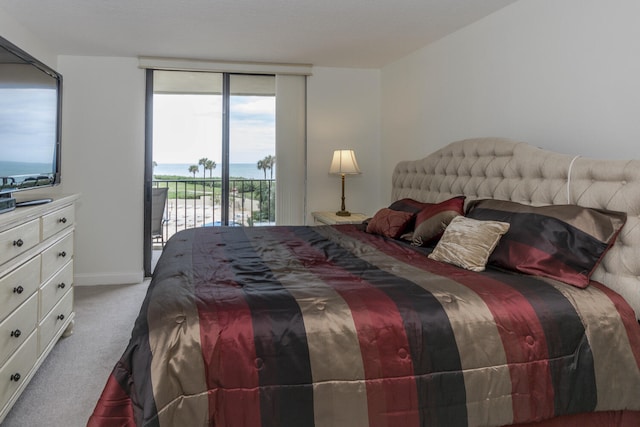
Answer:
[0,194,78,423]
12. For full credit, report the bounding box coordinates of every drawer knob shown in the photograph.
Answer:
[58,282,66,289]
[13,286,24,294]
[58,251,67,258]
[10,373,21,382]
[13,239,24,247]
[57,314,65,321]
[58,217,67,224]
[11,329,21,338]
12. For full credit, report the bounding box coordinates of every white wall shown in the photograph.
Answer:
[380,0,640,202]
[57,56,146,285]
[307,67,381,221]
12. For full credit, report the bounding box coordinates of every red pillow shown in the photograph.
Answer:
[411,196,466,246]
[387,198,433,239]
[366,208,414,239]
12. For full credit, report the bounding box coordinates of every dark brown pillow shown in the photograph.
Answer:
[466,199,627,288]
[412,196,465,246]
[366,208,414,239]
[388,198,433,214]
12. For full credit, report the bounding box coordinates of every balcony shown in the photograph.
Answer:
[152,177,275,248]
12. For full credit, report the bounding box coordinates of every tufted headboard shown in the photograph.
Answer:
[392,137,640,320]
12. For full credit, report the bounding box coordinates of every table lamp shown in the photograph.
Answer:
[329,149,361,216]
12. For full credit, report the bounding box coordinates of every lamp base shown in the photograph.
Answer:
[335,210,351,217]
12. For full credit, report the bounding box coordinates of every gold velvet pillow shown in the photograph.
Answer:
[428,216,510,272]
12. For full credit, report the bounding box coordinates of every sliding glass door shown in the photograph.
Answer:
[144,70,276,275]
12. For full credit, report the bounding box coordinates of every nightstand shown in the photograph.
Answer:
[312,211,369,225]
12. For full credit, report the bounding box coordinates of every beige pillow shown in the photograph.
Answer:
[428,216,510,272]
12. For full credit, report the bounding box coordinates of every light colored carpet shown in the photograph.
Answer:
[2,281,150,427]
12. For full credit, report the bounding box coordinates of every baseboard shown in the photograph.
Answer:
[74,270,145,286]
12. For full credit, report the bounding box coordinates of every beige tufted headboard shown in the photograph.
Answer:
[392,137,640,320]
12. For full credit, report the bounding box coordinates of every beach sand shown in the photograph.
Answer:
[157,195,263,244]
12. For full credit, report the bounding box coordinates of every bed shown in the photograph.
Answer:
[88,137,640,427]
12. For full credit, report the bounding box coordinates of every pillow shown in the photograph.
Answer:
[387,198,435,240]
[466,199,627,288]
[412,196,465,246]
[388,198,433,214]
[427,216,510,272]
[366,208,414,239]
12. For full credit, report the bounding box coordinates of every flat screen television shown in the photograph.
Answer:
[0,35,62,213]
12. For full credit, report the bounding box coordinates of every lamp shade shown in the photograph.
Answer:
[329,150,361,175]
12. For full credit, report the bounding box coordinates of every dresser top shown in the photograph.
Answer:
[0,194,80,232]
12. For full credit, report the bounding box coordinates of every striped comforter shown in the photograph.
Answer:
[89,225,640,427]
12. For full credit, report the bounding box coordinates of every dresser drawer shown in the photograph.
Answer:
[38,288,73,355]
[40,260,73,320]
[0,256,40,322]
[0,330,37,415]
[41,232,73,283]
[41,205,75,241]
[0,294,37,366]
[0,219,39,266]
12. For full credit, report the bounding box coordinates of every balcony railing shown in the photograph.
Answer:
[152,178,275,247]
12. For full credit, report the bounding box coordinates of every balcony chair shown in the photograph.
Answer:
[151,187,168,246]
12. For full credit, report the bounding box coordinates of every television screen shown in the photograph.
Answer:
[0,36,61,202]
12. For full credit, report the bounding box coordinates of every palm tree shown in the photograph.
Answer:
[198,157,209,180]
[257,155,275,180]
[188,165,199,177]
[257,159,267,179]
[266,155,275,179]
[205,159,216,178]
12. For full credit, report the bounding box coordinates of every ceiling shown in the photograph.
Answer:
[1,0,516,68]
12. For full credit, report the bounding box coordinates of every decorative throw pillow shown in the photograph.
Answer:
[387,198,435,240]
[388,198,433,214]
[366,208,414,239]
[466,199,627,288]
[428,216,510,272]
[412,196,466,246]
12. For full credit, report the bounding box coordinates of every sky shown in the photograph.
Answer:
[152,93,275,165]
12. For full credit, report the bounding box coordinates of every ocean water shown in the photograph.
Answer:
[153,163,275,180]
[0,161,54,177]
